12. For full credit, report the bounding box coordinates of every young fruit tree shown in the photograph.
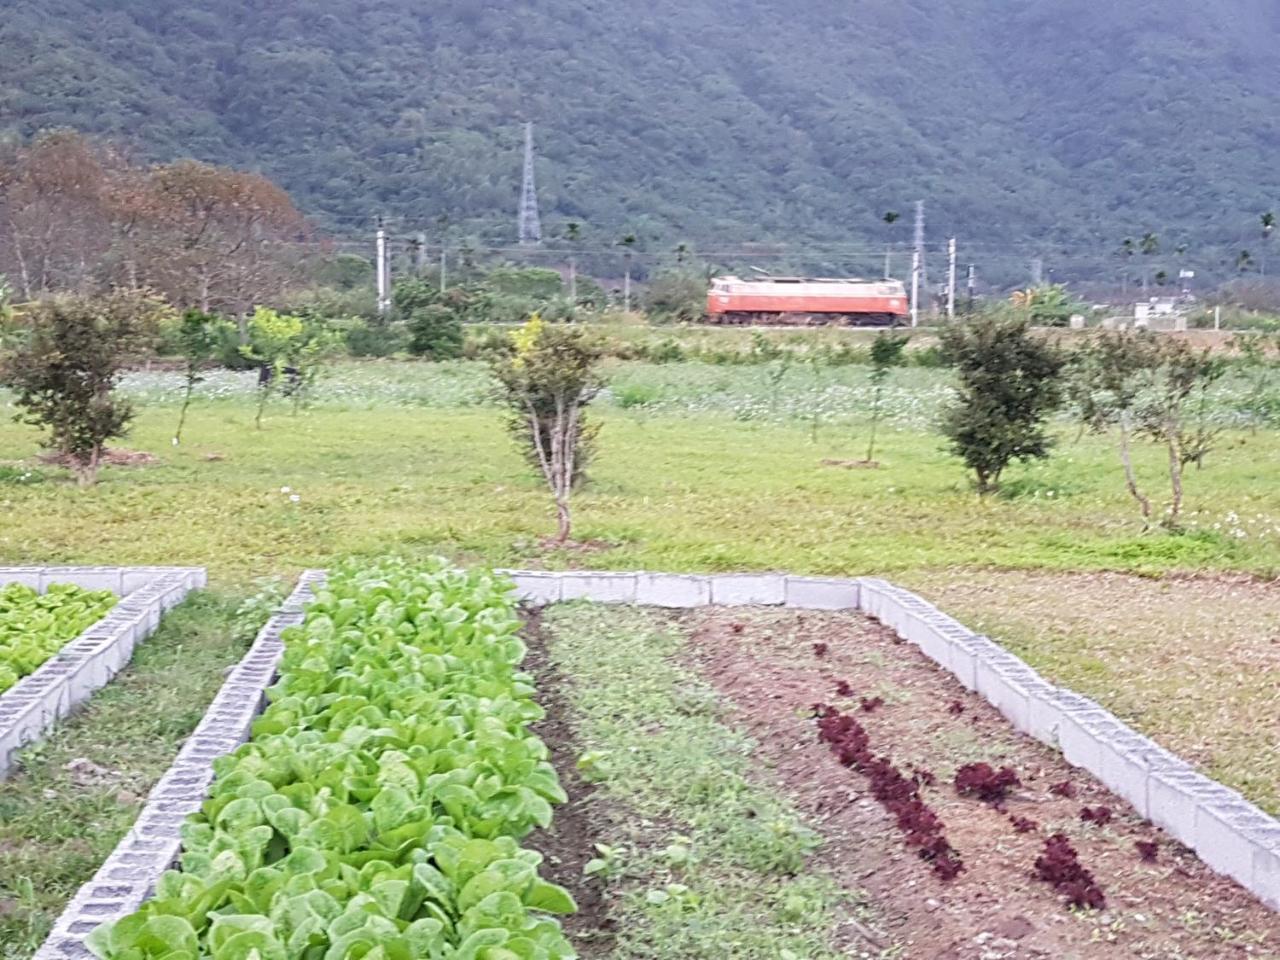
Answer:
[491,315,603,543]
[865,330,910,463]
[171,310,229,445]
[939,314,1065,494]
[239,307,341,427]
[1070,330,1225,525]
[0,291,166,485]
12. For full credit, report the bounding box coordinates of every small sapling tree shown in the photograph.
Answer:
[1070,331,1225,524]
[491,315,603,543]
[865,330,910,463]
[939,314,1065,494]
[0,291,165,485]
[240,307,304,428]
[172,310,227,445]
[395,277,464,359]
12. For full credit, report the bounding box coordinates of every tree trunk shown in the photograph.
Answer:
[1165,424,1184,522]
[1118,419,1152,522]
[554,497,572,543]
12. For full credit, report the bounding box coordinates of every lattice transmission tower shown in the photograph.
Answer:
[518,122,542,245]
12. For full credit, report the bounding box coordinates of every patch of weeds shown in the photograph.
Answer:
[0,589,271,959]
[544,603,885,959]
[0,465,46,486]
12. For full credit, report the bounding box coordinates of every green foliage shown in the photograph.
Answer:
[644,272,706,324]
[0,582,116,694]
[240,308,343,426]
[939,315,1065,494]
[1009,284,1080,327]
[395,279,464,360]
[8,0,1279,262]
[0,292,166,484]
[87,558,575,960]
[866,330,910,462]
[491,318,605,541]
[173,311,231,445]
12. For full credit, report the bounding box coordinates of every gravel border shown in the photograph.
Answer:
[0,567,206,781]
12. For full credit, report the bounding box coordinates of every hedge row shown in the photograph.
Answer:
[88,559,576,960]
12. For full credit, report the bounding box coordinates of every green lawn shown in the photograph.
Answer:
[1,360,1278,586]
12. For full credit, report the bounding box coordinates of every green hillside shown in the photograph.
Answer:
[2,0,1278,269]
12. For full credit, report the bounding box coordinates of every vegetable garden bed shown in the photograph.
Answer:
[0,567,204,779]
[36,566,1280,960]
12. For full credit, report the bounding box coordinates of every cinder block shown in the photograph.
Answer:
[0,568,42,589]
[559,572,638,604]
[505,572,563,606]
[783,576,858,610]
[709,574,785,606]
[975,658,1051,736]
[1056,707,1123,772]
[1094,730,1171,817]
[1196,800,1275,888]
[854,578,893,619]
[42,568,123,594]
[636,573,711,608]
[1247,825,1280,909]
[945,634,1004,691]
[1148,768,1230,847]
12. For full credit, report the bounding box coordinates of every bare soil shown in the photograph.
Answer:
[679,606,1280,960]
[521,612,617,957]
[36,448,159,468]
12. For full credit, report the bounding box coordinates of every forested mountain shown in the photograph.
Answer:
[3,0,1280,270]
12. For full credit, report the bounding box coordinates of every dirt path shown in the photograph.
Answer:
[681,606,1280,960]
[521,612,617,957]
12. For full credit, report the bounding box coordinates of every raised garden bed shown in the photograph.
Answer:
[36,567,1280,960]
[0,567,205,779]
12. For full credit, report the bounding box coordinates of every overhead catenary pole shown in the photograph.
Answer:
[415,232,427,274]
[913,200,927,314]
[910,250,921,328]
[967,263,976,313]
[884,248,892,279]
[946,237,957,320]
[376,217,390,315]
[440,246,448,293]
[568,256,577,304]
[1031,257,1044,287]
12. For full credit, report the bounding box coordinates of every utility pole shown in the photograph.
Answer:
[910,250,921,328]
[946,238,957,320]
[568,257,577,304]
[518,122,542,245]
[415,232,427,274]
[913,200,927,313]
[966,264,976,314]
[376,217,390,315]
[1031,257,1044,287]
[884,249,892,279]
[440,246,448,293]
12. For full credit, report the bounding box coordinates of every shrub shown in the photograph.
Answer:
[171,310,231,445]
[491,316,604,542]
[0,291,166,485]
[939,314,1065,494]
[394,278,464,359]
[865,330,910,462]
[644,271,707,324]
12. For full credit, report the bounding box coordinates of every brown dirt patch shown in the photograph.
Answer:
[521,611,616,956]
[37,448,159,468]
[679,606,1280,960]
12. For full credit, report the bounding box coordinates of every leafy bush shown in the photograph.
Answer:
[395,278,464,360]
[644,272,706,324]
[0,291,168,484]
[88,558,576,960]
[939,314,1065,494]
[0,582,117,693]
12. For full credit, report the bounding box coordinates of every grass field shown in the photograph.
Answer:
[2,355,1280,818]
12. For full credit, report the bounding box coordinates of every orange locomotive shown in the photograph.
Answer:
[706,276,909,326]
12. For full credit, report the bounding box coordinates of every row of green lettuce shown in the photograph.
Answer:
[88,559,577,960]
[0,582,118,694]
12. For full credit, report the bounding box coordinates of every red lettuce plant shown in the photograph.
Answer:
[1135,840,1159,863]
[860,696,885,713]
[1009,815,1038,833]
[954,762,1021,804]
[1034,834,1105,909]
[1080,805,1113,826]
[815,705,963,880]
[1049,780,1076,799]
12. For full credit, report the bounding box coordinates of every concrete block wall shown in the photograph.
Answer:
[37,565,1280,960]
[0,567,206,780]
[35,571,325,960]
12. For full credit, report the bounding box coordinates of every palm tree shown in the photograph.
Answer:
[1119,237,1136,295]
[619,233,637,311]
[1237,249,1255,275]
[1261,212,1275,277]
[564,221,581,303]
[1139,232,1159,294]
[882,211,901,278]
[674,242,690,265]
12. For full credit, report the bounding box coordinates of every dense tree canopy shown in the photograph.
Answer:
[2,0,1279,279]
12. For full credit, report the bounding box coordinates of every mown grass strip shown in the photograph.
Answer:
[542,603,886,959]
[0,590,269,960]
